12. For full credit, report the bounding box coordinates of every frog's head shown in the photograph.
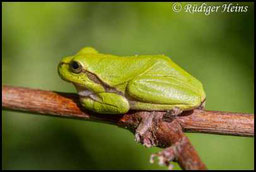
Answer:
[58,55,82,83]
[58,47,104,95]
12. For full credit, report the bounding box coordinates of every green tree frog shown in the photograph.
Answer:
[58,47,206,115]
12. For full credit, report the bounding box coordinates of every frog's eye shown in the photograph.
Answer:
[70,60,82,73]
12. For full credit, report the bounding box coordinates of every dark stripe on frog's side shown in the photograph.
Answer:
[59,62,123,95]
[81,69,124,96]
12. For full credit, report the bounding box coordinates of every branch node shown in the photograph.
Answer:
[135,112,157,147]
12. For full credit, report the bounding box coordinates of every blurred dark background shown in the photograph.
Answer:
[2,2,254,170]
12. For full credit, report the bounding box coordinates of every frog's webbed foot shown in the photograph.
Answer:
[135,111,158,147]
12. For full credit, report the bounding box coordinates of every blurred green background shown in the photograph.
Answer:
[2,2,254,170]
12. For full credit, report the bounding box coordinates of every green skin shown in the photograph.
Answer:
[58,47,206,114]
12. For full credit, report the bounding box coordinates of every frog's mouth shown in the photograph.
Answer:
[74,84,94,97]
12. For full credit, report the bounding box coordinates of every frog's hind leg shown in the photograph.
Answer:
[127,76,202,112]
[129,100,185,115]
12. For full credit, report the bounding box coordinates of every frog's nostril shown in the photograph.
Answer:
[58,62,66,71]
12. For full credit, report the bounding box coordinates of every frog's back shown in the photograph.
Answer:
[82,53,158,86]
[80,52,205,100]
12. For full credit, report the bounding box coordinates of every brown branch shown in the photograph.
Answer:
[177,110,254,136]
[2,85,254,170]
[2,85,253,136]
[149,118,207,170]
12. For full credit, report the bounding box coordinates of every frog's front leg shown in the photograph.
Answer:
[80,92,130,114]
